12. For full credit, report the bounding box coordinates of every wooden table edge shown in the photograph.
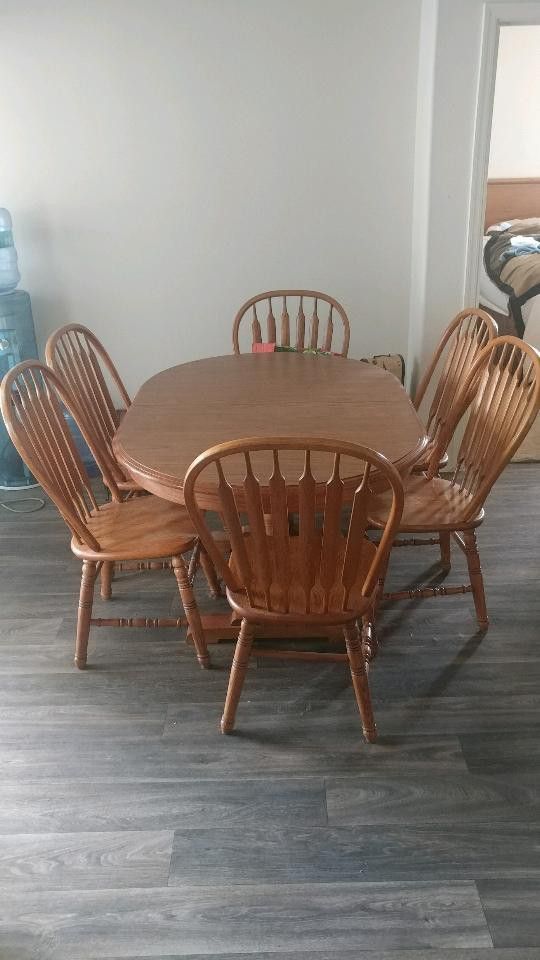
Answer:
[113,435,430,505]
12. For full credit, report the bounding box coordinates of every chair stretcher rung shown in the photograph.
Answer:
[383,584,472,601]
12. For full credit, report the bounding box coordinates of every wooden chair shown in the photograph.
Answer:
[183,437,404,741]
[45,323,135,492]
[414,307,498,466]
[0,361,210,670]
[409,307,498,566]
[45,323,221,602]
[232,290,350,356]
[369,336,540,628]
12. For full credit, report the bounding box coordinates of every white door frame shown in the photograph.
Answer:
[465,1,540,307]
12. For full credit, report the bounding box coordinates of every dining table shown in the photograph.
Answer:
[113,351,428,644]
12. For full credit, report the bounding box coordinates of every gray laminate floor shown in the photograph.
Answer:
[0,464,539,959]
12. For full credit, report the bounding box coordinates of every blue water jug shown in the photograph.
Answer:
[0,208,20,293]
[0,291,38,487]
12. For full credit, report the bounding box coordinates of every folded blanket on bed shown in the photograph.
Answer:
[484,219,540,335]
[501,236,540,260]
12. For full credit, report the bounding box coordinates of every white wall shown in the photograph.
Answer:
[418,0,486,372]
[489,24,540,178]
[1,0,421,394]
[418,0,540,382]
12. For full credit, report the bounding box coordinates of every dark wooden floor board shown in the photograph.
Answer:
[0,734,466,781]
[168,820,540,885]
[366,695,540,735]
[82,953,540,960]
[0,882,492,956]
[0,464,538,954]
[0,778,327,833]
[461,733,540,774]
[165,694,540,736]
[325,771,540,824]
[477,880,540,948]
[0,703,167,740]
[0,616,63,643]
[0,830,173,891]
[368,659,540,700]
[0,662,364,707]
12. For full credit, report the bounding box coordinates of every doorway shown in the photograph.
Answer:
[477,25,540,342]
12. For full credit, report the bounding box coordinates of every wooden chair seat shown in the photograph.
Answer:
[226,532,375,623]
[71,495,196,562]
[368,473,484,532]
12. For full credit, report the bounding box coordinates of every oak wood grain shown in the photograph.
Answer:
[113,354,428,505]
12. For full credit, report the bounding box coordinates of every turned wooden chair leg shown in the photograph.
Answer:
[361,609,377,662]
[100,561,114,600]
[462,529,489,629]
[75,559,97,669]
[439,531,451,571]
[374,550,390,614]
[221,618,255,734]
[343,621,377,742]
[172,554,210,668]
[187,540,201,583]
[199,546,222,599]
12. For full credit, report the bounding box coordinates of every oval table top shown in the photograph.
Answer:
[113,353,428,504]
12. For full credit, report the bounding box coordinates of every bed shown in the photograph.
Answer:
[480,177,540,345]
[479,177,540,460]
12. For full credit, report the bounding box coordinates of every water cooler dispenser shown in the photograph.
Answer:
[0,209,39,489]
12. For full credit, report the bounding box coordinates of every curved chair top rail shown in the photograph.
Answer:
[0,360,122,551]
[427,335,540,516]
[184,435,403,618]
[45,323,131,486]
[414,307,498,448]
[232,290,350,357]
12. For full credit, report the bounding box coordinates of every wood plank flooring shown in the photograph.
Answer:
[0,463,539,958]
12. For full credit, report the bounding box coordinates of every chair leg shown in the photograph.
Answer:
[100,561,114,600]
[172,554,210,669]
[187,540,201,583]
[462,530,489,629]
[199,546,222,599]
[343,622,377,742]
[361,611,377,662]
[439,532,451,571]
[221,618,255,734]
[75,560,97,669]
[374,550,390,614]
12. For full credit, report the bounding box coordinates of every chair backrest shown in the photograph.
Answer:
[184,437,403,617]
[427,336,540,516]
[0,361,121,551]
[45,324,131,486]
[232,290,350,357]
[414,308,498,451]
